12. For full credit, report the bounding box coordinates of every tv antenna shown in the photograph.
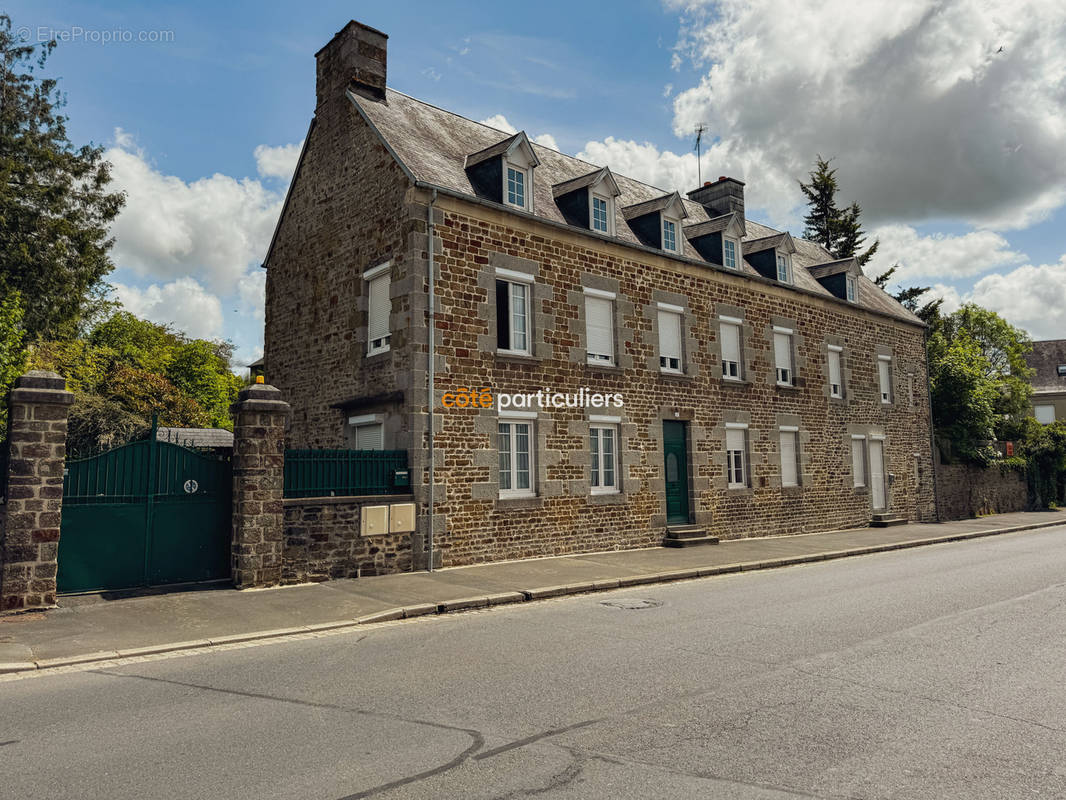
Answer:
[694,123,708,185]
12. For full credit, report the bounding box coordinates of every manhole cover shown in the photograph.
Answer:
[599,598,662,610]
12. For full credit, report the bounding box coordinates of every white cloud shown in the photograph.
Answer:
[866,224,1026,282]
[917,283,964,315]
[664,0,1066,230]
[968,255,1066,339]
[254,141,303,180]
[112,278,224,341]
[236,269,266,323]
[478,115,559,151]
[106,130,287,295]
[576,137,697,194]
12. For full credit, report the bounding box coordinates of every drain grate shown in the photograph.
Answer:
[599,598,662,610]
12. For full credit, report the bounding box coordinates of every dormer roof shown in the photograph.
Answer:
[684,212,746,241]
[743,232,796,256]
[806,257,862,279]
[465,131,541,170]
[552,166,620,199]
[621,191,688,222]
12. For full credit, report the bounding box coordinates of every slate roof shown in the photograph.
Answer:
[806,257,861,279]
[551,167,619,199]
[350,88,922,326]
[1027,340,1066,393]
[156,427,234,449]
[683,213,745,240]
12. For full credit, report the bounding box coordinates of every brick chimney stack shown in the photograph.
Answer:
[687,175,745,221]
[315,20,388,107]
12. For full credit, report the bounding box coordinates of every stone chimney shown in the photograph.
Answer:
[315,20,388,107]
[687,176,745,220]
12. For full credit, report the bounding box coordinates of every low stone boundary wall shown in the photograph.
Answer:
[936,461,1027,520]
[282,495,414,584]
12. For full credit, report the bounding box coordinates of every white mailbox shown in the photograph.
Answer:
[361,505,389,536]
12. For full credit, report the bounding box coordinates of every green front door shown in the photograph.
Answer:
[58,437,232,593]
[663,421,690,524]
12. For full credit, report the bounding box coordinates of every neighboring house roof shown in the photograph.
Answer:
[1027,340,1066,393]
[348,88,923,327]
[156,427,235,449]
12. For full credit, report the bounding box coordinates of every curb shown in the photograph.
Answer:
[5,518,1062,676]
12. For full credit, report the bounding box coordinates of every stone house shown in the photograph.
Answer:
[263,20,937,568]
[1027,340,1066,425]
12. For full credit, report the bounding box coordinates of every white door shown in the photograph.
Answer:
[869,439,886,510]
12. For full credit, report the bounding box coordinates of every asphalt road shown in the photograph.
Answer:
[3,526,1066,800]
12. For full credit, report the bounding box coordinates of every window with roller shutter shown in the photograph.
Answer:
[365,264,391,356]
[585,292,615,365]
[828,346,843,398]
[779,428,799,487]
[657,307,683,373]
[774,328,793,386]
[720,319,742,380]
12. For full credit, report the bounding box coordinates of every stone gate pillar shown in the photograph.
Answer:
[0,371,74,612]
[231,383,290,589]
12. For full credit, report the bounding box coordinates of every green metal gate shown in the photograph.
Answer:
[58,435,232,593]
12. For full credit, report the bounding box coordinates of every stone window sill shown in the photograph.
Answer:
[496,351,542,365]
[584,363,625,375]
[659,371,694,383]
[589,492,626,505]
[721,378,752,388]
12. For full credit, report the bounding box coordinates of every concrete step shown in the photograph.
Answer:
[663,526,720,547]
[663,535,720,548]
[871,515,908,527]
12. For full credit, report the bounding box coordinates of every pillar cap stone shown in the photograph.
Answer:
[9,370,74,405]
[232,383,290,414]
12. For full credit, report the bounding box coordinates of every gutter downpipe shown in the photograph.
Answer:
[427,188,438,571]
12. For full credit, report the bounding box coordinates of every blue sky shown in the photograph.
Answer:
[9,0,1066,364]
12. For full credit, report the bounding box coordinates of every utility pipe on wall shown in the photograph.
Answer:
[426,189,437,571]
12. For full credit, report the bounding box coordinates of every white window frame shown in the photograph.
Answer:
[590,193,613,235]
[657,302,684,374]
[1035,404,1056,424]
[725,422,749,490]
[779,426,800,488]
[774,326,794,387]
[498,409,537,498]
[494,268,534,356]
[364,261,392,356]
[723,237,740,270]
[851,435,867,488]
[828,345,844,399]
[661,215,679,253]
[878,355,893,404]
[504,163,529,210]
[584,287,616,366]
[348,414,385,451]
[589,416,621,495]
[845,275,857,303]
[720,316,743,381]
[776,252,791,283]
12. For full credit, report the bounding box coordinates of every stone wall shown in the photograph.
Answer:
[282,495,414,583]
[935,458,1027,520]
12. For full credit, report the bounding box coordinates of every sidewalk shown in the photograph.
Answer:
[1,510,1062,673]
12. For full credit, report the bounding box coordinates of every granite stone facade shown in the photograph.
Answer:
[262,20,939,571]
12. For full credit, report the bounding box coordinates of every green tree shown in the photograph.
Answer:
[29,312,243,454]
[928,304,1033,464]
[0,15,125,339]
[0,291,27,431]
[798,156,880,266]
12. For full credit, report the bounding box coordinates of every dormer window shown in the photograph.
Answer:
[553,166,620,236]
[506,164,527,209]
[776,252,791,283]
[622,192,688,253]
[723,237,739,269]
[591,194,611,234]
[662,217,679,253]
[465,131,540,212]
[846,276,857,302]
[1057,365,1066,377]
